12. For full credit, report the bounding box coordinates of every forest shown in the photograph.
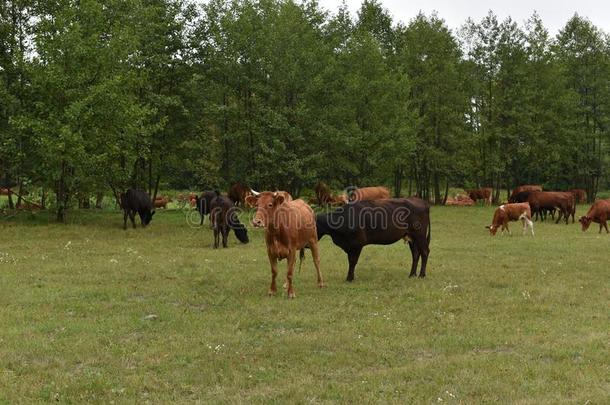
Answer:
[1,0,609,220]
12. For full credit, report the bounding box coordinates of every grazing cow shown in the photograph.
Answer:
[579,199,610,233]
[486,202,534,236]
[196,191,218,225]
[527,191,575,224]
[465,187,492,205]
[314,181,332,207]
[316,197,431,280]
[210,195,249,248]
[228,182,249,206]
[510,185,542,202]
[153,196,171,209]
[347,186,390,203]
[570,189,587,204]
[120,189,155,229]
[245,191,323,298]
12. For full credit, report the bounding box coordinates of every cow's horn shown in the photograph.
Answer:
[250,189,260,196]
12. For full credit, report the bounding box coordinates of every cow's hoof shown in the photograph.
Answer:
[409,273,417,278]
[287,291,296,299]
[418,274,426,278]
[318,282,325,288]
[268,289,277,296]
[345,278,354,282]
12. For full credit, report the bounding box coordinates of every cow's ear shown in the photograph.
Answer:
[245,195,258,207]
[274,194,285,206]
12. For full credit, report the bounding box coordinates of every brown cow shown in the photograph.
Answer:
[246,191,323,298]
[228,182,249,206]
[570,189,587,204]
[154,196,171,209]
[465,187,492,206]
[347,186,390,203]
[314,181,332,207]
[510,185,542,201]
[527,191,575,224]
[486,202,534,236]
[579,199,610,233]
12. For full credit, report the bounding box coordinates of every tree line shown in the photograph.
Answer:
[1,0,609,220]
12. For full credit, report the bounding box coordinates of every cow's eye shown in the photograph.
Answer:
[267,203,273,208]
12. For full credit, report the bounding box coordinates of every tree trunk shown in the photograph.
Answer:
[95,192,104,209]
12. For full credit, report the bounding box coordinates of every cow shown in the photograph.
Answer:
[486,202,534,236]
[510,190,555,219]
[314,181,333,207]
[579,199,610,233]
[210,195,249,247]
[465,187,492,205]
[570,189,587,204]
[316,197,431,281]
[510,185,542,202]
[120,189,155,229]
[228,182,249,206]
[153,196,171,209]
[247,190,292,206]
[195,191,218,225]
[245,191,323,298]
[527,191,575,224]
[346,186,390,203]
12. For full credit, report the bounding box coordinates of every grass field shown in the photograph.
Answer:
[0,204,608,403]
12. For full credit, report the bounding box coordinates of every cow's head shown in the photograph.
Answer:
[578,215,592,231]
[485,224,499,236]
[141,209,155,226]
[245,191,286,228]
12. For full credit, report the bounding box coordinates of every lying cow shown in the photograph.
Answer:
[210,195,249,247]
[346,186,390,203]
[465,187,492,205]
[246,191,323,298]
[120,189,155,229]
[316,197,431,280]
[196,190,218,225]
[486,202,534,236]
[579,199,610,233]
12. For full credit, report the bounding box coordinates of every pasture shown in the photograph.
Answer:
[0,205,608,403]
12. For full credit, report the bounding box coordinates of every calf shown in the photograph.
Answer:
[316,197,431,280]
[486,202,534,236]
[210,195,249,247]
[347,186,390,203]
[120,189,155,229]
[465,187,492,205]
[246,192,323,298]
[579,199,610,233]
[196,191,218,225]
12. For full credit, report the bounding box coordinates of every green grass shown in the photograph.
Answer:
[0,205,608,403]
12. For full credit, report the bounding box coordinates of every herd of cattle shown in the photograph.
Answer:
[117,182,609,297]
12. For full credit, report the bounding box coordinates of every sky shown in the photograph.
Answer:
[316,0,610,35]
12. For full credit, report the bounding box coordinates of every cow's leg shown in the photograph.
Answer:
[213,226,219,249]
[129,210,136,228]
[222,224,229,248]
[123,210,128,230]
[267,254,278,296]
[346,248,362,282]
[308,239,324,288]
[408,241,420,277]
[603,219,609,233]
[286,250,297,299]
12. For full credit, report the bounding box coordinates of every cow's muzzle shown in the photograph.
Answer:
[252,218,264,228]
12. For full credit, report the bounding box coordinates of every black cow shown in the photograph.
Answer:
[316,197,430,281]
[120,189,155,229]
[196,191,218,225]
[210,195,249,248]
